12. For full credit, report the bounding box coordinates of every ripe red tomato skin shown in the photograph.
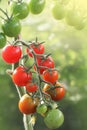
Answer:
[43,82,65,101]
[18,94,38,114]
[12,66,32,87]
[43,70,58,84]
[25,83,38,92]
[26,43,44,57]
[2,45,22,64]
[34,56,55,74]
[51,87,65,101]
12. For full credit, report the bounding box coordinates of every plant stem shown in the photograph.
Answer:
[20,46,34,130]
[0,8,10,19]
[23,115,34,130]
[12,62,34,130]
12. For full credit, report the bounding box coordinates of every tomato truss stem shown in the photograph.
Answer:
[0,8,10,20]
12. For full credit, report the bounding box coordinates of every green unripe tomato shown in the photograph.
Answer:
[36,104,47,114]
[0,33,6,49]
[29,0,45,14]
[66,10,82,26]
[75,19,86,30]
[52,3,66,20]
[12,2,29,19]
[44,109,64,129]
[2,17,21,37]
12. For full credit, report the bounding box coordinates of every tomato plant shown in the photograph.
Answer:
[0,33,6,48]
[18,94,38,114]
[12,66,32,86]
[29,0,45,14]
[42,69,58,84]
[43,82,65,101]
[12,2,29,19]
[44,109,64,129]
[2,45,22,64]
[2,17,21,37]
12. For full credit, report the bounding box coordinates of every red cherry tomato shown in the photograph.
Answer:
[18,94,39,114]
[42,69,58,84]
[12,66,32,87]
[25,82,38,92]
[2,45,22,64]
[26,43,44,57]
[34,56,55,74]
[43,82,65,101]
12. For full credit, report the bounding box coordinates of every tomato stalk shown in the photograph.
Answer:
[0,8,10,20]
[23,114,34,130]
[26,40,56,104]
[15,39,53,97]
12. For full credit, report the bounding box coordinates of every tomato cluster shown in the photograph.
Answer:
[1,36,66,129]
[52,1,86,30]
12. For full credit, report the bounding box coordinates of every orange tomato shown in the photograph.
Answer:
[18,94,39,114]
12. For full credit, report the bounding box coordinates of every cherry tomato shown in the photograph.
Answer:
[75,19,86,30]
[52,3,66,20]
[42,69,58,84]
[18,94,39,114]
[34,56,55,74]
[44,109,64,129]
[29,0,45,14]
[26,43,44,57]
[2,17,21,37]
[0,33,6,49]
[43,82,65,101]
[25,82,38,92]
[12,66,32,87]
[12,2,29,19]
[66,10,82,26]
[36,104,47,114]
[2,45,22,64]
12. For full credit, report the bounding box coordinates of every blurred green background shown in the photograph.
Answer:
[0,0,87,130]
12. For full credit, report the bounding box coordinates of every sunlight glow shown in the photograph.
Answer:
[71,0,87,12]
